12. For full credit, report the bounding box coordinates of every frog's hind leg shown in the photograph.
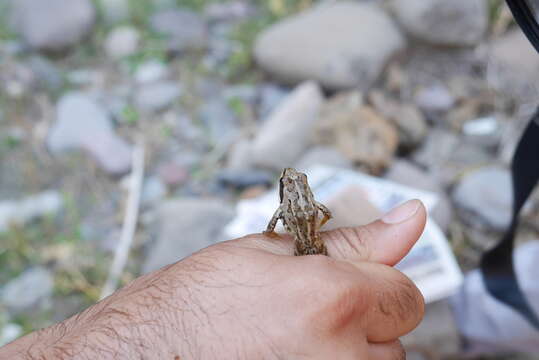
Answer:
[264,208,282,236]
[294,217,327,256]
[316,202,332,227]
[296,232,327,256]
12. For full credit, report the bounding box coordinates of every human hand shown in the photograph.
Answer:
[1,199,426,360]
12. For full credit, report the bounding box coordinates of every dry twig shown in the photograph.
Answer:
[100,142,145,299]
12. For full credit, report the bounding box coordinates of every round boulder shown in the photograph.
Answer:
[254,2,405,91]
[11,0,96,51]
[390,0,487,47]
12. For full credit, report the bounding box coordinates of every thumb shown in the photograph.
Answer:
[323,199,426,266]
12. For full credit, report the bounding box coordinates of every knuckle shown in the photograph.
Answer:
[378,273,424,328]
[326,226,374,259]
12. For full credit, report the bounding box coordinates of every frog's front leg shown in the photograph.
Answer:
[263,207,282,236]
[316,202,332,227]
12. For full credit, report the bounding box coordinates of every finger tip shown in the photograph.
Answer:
[412,199,428,230]
[371,200,428,265]
[323,200,428,265]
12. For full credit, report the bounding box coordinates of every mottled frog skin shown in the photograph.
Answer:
[264,168,332,256]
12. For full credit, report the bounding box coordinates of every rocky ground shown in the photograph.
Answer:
[1,0,539,358]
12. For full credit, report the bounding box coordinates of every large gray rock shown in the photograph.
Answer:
[385,160,453,232]
[452,166,512,230]
[143,199,235,273]
[251,81,324,170]
[390,0,487,47]
[11,0,96,51]
[150,9,208,53]
[1,267,53,314]
[488,29,539,100]
[412,129,493,187]
[48,92,133,175]
[254,2,405,90]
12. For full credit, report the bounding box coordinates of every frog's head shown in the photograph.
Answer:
[279,168,306,201]
[281,167,299,179]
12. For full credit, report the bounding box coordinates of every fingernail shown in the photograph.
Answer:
[382,199,421,224]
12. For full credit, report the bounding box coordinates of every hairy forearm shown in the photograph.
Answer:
[0,263,192,359]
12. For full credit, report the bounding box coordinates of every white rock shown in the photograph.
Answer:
[48,92,133,175]
[134,60,169,84]
[0,323,23,347]
[390,0,487,47]
[1,267,53,313]
[254,2,405,90]
[104,26,140,59]
[11,0,96,51]
[135,81,181,112]
[415,84,455,113]
[251,81,323,170]
[0,191,62,233]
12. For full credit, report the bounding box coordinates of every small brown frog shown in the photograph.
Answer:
[264,168,332,256]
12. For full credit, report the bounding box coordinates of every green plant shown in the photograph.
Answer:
[488,0,506,25]
[121,104,140,125]
[0,0,16,41]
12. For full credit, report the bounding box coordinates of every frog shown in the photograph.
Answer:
[264,168,332,256]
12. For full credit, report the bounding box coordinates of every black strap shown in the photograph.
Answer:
[480,112,539,329]
[506,0,539,54]
[479,0,539,330]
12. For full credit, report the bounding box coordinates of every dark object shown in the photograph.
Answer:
[480,0,539,330]
[217,169,274,190]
